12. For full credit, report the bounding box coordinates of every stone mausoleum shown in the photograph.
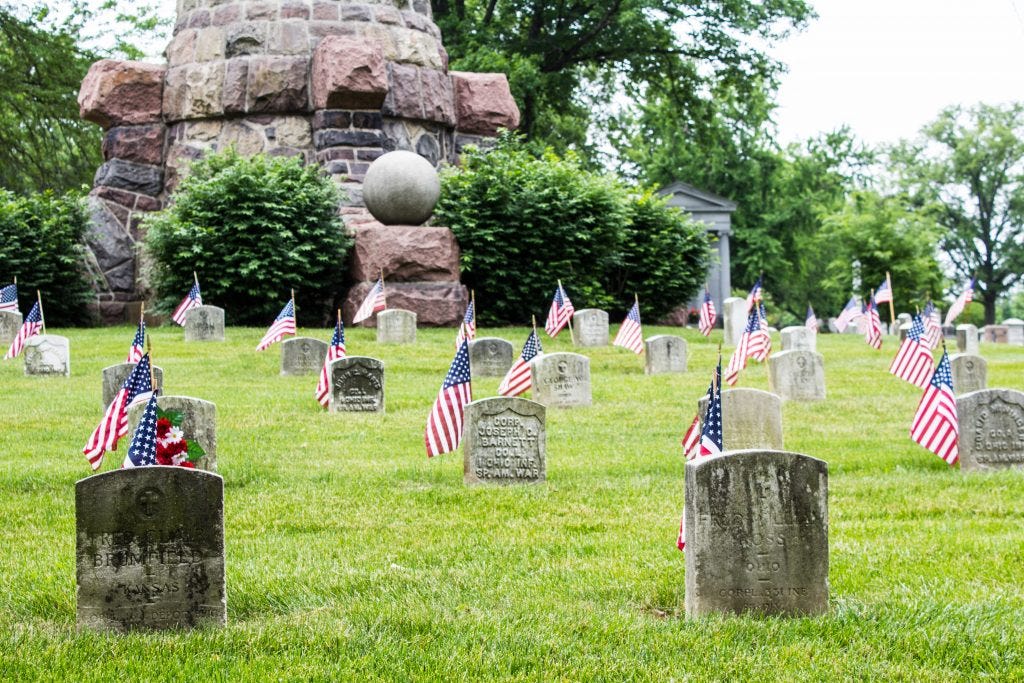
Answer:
[77,0,520,325]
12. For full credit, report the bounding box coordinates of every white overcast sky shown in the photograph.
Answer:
[770,0,1024,147]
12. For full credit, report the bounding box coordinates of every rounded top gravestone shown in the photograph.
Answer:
[362,151,441,226]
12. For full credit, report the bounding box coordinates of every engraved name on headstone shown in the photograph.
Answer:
[76,467,226,631]
[956,389,1024,472]
[768,350,826,401]
[0,310,22,345]
[644,335,687,375]
[469,337,514,377]
[699,388,784,450]
[463,397,545,485]
[722,297,747,346]
[573,309,609,347]
[780,326,816,352]
[184,306,225,342]
[280,337,328,376]
[376,309,416,344]
[685,449,829,617]
[329,356,385,413]
[102,363,165,410]
[531,352,591,408]
[949,353,987,395]
[128,396,217,471]
[24,334,70,376]
[1004,318,1024,345]
[956,324,979,354]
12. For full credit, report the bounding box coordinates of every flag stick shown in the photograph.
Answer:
[291,288,296,333]
[531,314,537,336]
[140,301,146,324]
[146,334,156,389]
[337,308,342,327]
[885,271,896,327]
[36,290,45,335]
[559,279,576,345]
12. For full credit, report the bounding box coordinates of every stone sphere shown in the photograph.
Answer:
[362,151,441,226]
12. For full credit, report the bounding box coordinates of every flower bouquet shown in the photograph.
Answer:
[155,407,206,468]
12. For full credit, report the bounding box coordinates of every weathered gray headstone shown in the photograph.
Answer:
[685,449,829,617]
[102,363,165,410]
[722,297,747,346]
[956,324,979,354]
[75,467,226,631]
[898,322,912,342]
[949,353,987,395]
[1004,318,1024,345]
[469,337,514,377]
[573,309,609,347]
[644,335,687,375]
[956,389,1024,472]
[280,337,328,376]
[463,397,545,485]
[531,352,591,408]
[699,388,784,450]
[128,396,217,471]
[780,326,816,352]
[842,321,861,335]
[329,356,385,413]
[896,312,912,329]
[183,306,224,342]
[24,334,70,376]
[376,309,416,344]
[0,310,22,345]
[981,325,1009,344]
[768,350,826,401]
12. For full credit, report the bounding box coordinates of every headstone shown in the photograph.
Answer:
[644,335,687,375]
[768,350,826,401]
[573,309,609,347]
[1004,318,1024,345]
[24,334,70,376]
[0,310,22,345]
[942,324,956,339]
[183,306,225,342]
[128,396,217,471]
[75,467,226,631]
[949,353,987,394]
[531,352,591,408]
[102,363,165,410]
[956,324,979,354]
[463,397,545,485]
[780,326,816,352]
[685,449,829,617]
[956,389,1024,472]
[699,388,784,450]
[898,323,912,342]
[981,325,1009,344]
[722,297,747,346]
[280,337,328,376]
[329,356,385,413]
[825,318,839,334]
[842,321,860,335]
[896,312,912,329]
[469,337,514,377]
[376,309,416,344]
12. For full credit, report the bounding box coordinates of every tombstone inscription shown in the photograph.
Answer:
[463,397,545,484]
[644,335,687,374]
[377,309,416,344]
[24,334,70,376]
[127,396,217,471]
[573,309,609,347]
[0,310,22,345]
[699,388,784,450]
[102,363,165,409]
[948,354,987,394]
[184,306,225,342]
[768,350,826,401]
[280,337,328,376]
[530,352,591,408]
[956,389,1024,472]
[469,337,514,377]
[329,356,385,413]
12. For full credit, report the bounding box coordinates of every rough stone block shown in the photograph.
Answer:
[450,71,520,135]
[349,224,460,282]
[102,124,167,166]
[247,56,309,113]
[79,60,166,129]
[311,36,388,109]
[94,159,164,197]
[343,281,467,327]
[382,62,423,119]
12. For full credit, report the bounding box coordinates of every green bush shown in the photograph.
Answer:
[144,150,350,326]
[435,134,709,323]
[0,189,94,325]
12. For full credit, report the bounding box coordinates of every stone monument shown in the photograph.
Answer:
[699,388,784,450]
[329,356,384,412]
[780,326,815,352]
[644,335,687,375]
[184,305,225,342]
[981,325,1009,344]
[463,397,545,485]
[573,309,608,347]
[956,324,979,354]
[768,350,826,401]
[376,308,416,343]
[0,310,21,345]
[949,354,986,395]
[102,363,165,409]
[956,389,1024,472]
[24,335,70,376]
[468,337,514,378]
[685,449,829,617]
[128,396,217,471]
[76,467,226,631]
[531,352,591,408]
[280,336,328,375]
[722,297,747,346]
[1004,318,1024,345]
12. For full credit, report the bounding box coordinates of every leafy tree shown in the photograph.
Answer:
[890,103,1024,324]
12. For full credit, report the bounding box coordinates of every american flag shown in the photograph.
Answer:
[83,353,154,469]
[752,303,771,362]
[3,301,42,360]
[943,278,975,326]
[889,314,934,389]
[425,339,473,457]
[315,318,347,407]
[910,349,959,466]
[353,276,386,324]
[171,281,202,326]
[126,320,146,363]
[544,282,575,338]
[806,305,818,332]
[612,300,643,354]
[123,392,161,468]
[681,414,701,458]
[677,512,686,551]
[834,296,861,332]
[864,297,882,350]
[724,310,766,385]
[922,300,943,349]
[698,289,716,336]
[498,328,542,397]
[874,277,893,304]
[699,371,723,457]
[0,283,17,312]
[745,276,763,313]
[455,300,476,347]
[256,299,296,351]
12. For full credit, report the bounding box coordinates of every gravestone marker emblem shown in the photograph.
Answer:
[463,397,545,484]
[469,337,514,377]
[949,354,986,395]
[330,356,385,413]
[280,337,328,376]
[184,306,225,342]
[768,350,825,401]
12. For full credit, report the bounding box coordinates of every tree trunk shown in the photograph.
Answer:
[984,291,997,325]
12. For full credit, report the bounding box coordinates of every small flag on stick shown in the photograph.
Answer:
[455,294,476,348]
[834,297,861,333]
[889,314,934,389]
[123,392,161,468]
[499,321,542,397]
[698,287,716,337]
[0,282,17,313]
[171,276,202,326]
[425,340,473,457]
[544,280,575,338]
[910,347,959,466]
[353,275,387,324]
[315,311,347,407]
[943,278,975,326]
[805,305,818,333]
[3,300,42,360]
[126,313,146,363]
[612,295,643,354]
[83,354,154,469]
[256,297,296,351]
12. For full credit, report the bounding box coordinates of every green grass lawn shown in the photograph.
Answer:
[1,324,1023,681]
